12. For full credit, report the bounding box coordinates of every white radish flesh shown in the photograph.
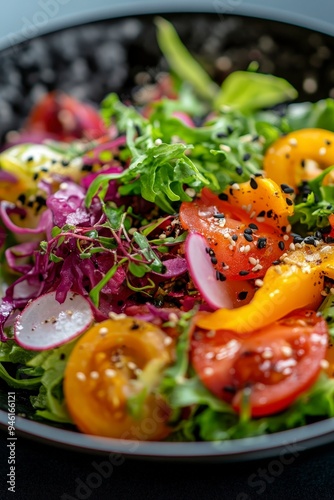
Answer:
[14,291,93,350]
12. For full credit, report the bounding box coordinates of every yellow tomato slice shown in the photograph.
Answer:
[263,128,334,189]
[64,317,173,440]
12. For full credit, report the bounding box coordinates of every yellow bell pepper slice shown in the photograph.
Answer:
[225,176,294,230]
[196,243,334,334]
[263,128,334,189]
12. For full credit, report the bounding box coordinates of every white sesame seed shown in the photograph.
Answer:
[255,279,264,287]
[90,371,99,380]
[105,369,116,378]
[283,234,289,241]
[262,349,273,359]
[76,372,86,382]
[286,224,292,233]
[228,245,234,251]
[204,367,214,376]
[219,144,231,153]
[206,330,216,338]
[248,257,258,265]
[231,183,240,190]
[159,233,167,239]
[164,336,173,346]
[249,211,256,219]
[109,312,127,320]
[244,245,251,253]
[252,263,263,272]
[289,138,298,146]
[168,312,179,322]
[256,216,265,223]
[99,327,108,336]
[321,290,328,296]
[320,359,330,370]
[205,352,215,359]
[127,361,137,371]
[289,243,296,251]
[155,138,163,146]
[281,345,293,357]
[60,182,69,190]
[330,288,334,295]
[185,188,196,197]
[319,147,327,156]
[239,246,245,253]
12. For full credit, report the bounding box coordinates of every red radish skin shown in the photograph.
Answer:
[14,291,94,350]
[185,232,254,310]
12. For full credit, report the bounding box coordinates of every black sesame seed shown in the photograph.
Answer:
[218,193,228,201]
[301,159,305,168]
[236,166,243,175]
[243,153,251,161]
[205,247,210,254]
[33,172,39,181]
[281,226,286,233]
[286,198,293,206]
[238,291,248,300]
[27,200,34,208]
[267,209,273,218]
[211,256,218,265]
[17,193,26,204]
[216,132,228,138]
[257,237,267,249]
[82,164,93,172]
[239,270,249,276]
[250,177,258,189]
[208,249,215,257]
[304,236,315,245]
[218,272,226,282]
[278,241,285,250]
[293,235,303,244]
[232,234,238,241]
[61,160,70,167]
[325,139,332,145]
[248,223,258,231]
[244,228,253,235]
[213,213,225,219]
[227,126,234,135]
[40,167,49,172]
[26,156,34,163]
[244,233,253,242]
[223,385,237,394]
[280,183,295,194]
[272,260,280,265]
[51,159,58,164]
[254,173,263,177]
[257,210,265,217]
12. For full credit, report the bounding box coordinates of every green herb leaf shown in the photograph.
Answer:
[155,17,219,102]
[214,71,298,112]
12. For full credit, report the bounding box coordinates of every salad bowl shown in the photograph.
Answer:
[1,5,334,461]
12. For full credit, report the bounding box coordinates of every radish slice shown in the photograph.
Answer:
[14,291,93,350]
[185,232,255,310]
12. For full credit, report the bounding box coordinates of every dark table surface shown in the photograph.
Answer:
[1,428,334,500]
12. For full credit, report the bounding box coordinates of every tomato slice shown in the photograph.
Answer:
[64,317,173,440]
[180,188,289,280]
[191,310,328,417]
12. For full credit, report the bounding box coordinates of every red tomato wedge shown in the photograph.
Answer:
[191,310,328,417]
[180,188,290,280]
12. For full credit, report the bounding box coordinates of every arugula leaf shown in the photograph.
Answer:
[289,166,334,232]
[286,98,334,131]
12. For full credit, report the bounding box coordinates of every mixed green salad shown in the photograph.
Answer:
[2,18,334,441]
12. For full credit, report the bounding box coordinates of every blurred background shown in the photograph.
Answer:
[1,0,334,49]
